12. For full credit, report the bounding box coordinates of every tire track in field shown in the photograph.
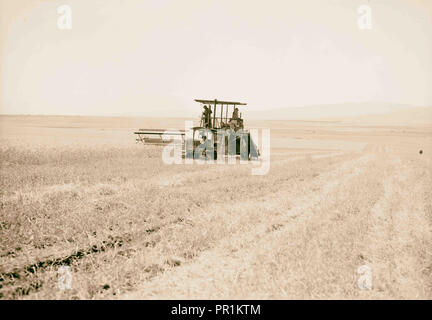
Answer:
[123,152,374,299]
[154,150,351,187]
[0,150,359,298]
[358,148,432,299]
[0,151,354,270]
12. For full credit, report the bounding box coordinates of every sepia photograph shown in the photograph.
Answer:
[0,0,431,307]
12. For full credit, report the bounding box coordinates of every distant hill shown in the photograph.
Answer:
[342,106,432,125]
[244,103,414,121]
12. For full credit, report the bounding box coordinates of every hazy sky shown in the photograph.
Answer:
[1,0,431,117]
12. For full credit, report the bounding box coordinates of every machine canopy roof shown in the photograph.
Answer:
[194,99,247,106]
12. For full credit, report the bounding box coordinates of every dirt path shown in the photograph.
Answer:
[0,148,359,299]
[124,145,431,299]
[359,147,432,299]
[124,151,375,299]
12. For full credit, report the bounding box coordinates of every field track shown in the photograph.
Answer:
[124,145,432,299]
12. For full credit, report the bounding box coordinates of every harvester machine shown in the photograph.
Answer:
[134,99,260,159]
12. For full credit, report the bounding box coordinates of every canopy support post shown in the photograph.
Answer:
[220,103,223,127]
[226,105,229,123]
[213,99,217,128]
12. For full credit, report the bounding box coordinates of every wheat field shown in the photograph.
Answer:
[0,115,431,299]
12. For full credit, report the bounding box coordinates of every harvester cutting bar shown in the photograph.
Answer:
[137,129,185,133]
[134,129,185,145]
